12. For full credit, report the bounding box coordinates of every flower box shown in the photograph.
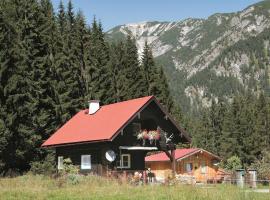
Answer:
[137,129,160,146]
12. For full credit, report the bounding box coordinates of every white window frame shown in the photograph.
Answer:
[81,155,91,169]
[117,154,131,169]
[57,156,63,170]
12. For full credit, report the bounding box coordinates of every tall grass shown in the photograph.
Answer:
[0,175,269,200]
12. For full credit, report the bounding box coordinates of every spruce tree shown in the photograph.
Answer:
[0,1,16,171]
[0,0,56,171]
[220,97,241,159]
[53,1,84,123]
[87,18,113,104]
[74,11,90,101]
[141,41,158,96]
[141,41,175,111]
[251,93,270,162]
[121,35,147,100]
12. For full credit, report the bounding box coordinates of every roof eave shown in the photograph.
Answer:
[41,138,110,148]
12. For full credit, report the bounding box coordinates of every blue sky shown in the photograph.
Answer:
[51,0,262,31]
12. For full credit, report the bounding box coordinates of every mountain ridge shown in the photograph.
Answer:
[107,0,270,113]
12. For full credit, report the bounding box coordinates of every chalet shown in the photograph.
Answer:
[145,148,223,182]
[42,96,190,175]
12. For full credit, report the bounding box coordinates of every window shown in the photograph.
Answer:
[81,155,91,169]
[185,163,193,173]
[201,161,207,174]
[58,156,63,170]
[117,154,131,168]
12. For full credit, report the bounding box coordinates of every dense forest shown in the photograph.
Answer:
[0,0,269,178]
[0,0,177,174]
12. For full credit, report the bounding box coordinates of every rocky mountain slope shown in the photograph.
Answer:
[107,0,270,114]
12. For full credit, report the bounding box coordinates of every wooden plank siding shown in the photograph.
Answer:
[146,151,220,182]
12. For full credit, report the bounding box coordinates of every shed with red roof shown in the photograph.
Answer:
[42,96,190,175]
[145,148,223,182]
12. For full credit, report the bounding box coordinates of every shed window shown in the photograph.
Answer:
[81,155,91,169]
[201,161,207,174]
[117,154,131,168]
[185,163,193,172]
[58,156,63,170]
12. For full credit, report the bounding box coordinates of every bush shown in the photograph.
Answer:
[30,153,56,176]
[250,150,270,180]
[58,158,81,185]
[224,156,242,172]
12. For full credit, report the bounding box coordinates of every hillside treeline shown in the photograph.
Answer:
[189,93,270,171]
[0,0,176,173]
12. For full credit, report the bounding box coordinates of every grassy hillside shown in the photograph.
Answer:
[0,175,269,200]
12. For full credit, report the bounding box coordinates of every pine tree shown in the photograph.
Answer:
[141,41,175,111]
[0,0,56,171]
[0,1,16,171]
[220,97,241,159]
[108,42,124,102]
[33,0,62,160]
[121,35,147,100]
[53,1,84,123]
[74,11,90,101]
[251,93,270,162]
[87,18,113,104]
[141,41,158,96]
[156,66,175,112]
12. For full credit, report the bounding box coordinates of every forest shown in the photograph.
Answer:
[0,0,176,174]
[0,0,269,178]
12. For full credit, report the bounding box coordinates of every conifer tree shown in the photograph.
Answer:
[0,1,16,171]
[74,11,90,101]
[220,97,241,159]
[53,1,84,123]
[87,18,113,104]
[121,35,147,100]
[108,42,124,102]
[141,41,175,111]
[251,93,270,161]
[141,41,158,95]
[0,0,57,171]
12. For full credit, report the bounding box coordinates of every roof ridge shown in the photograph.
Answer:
[82,96,154,111]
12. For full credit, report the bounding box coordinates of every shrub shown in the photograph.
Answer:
[250,150,270,180]
[58,158,81,185]
[30,153,56,176]
[224,156,242,172]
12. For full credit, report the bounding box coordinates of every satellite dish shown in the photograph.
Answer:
[105,150,116,162]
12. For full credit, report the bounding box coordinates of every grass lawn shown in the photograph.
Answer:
[0,175,269,200]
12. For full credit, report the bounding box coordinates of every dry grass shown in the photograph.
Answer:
[0,175,269,200]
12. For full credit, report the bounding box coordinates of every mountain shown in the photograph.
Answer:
[106,0,270,114]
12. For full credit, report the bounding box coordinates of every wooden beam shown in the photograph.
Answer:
[171,149,176,178]
[164,150,173,162]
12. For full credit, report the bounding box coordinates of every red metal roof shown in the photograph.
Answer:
[42,96,154,147]
[145,148,199,162]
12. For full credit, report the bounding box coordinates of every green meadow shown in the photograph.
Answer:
[0,175,269,200]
